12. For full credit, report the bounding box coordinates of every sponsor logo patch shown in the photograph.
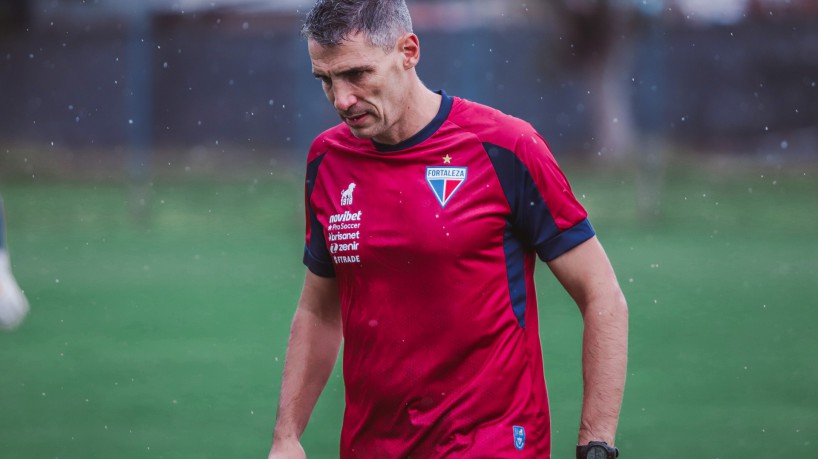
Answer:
[426,166,467,207]
[341,182,356,206]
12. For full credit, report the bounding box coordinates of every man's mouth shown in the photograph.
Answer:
[344,113,368,126]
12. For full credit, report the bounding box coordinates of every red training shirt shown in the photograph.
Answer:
[303,91,594,458]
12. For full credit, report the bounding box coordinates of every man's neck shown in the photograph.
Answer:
[373,85,442,146]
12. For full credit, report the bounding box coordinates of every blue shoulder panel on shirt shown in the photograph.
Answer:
[484,142,596,327]
[483,142,594,260]
[303,152,336,278]
[502,225,528,328]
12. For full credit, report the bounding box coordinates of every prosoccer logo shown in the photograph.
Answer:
[426,167,467,207]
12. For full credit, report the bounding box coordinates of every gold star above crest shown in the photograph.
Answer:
[442,154,452,164]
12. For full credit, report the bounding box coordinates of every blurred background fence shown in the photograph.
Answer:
[2,0,817,173]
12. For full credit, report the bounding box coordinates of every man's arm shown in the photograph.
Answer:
[269,270,343,458]
[547,236,628,447]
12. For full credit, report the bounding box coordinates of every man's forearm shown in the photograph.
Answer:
[578,292,628,446]
[273,305,343,443]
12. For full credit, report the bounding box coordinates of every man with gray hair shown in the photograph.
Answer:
[269,1,628,458]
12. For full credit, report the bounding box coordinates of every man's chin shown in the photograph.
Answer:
[347,125,376,140]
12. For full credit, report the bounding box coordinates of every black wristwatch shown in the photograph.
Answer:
[576,441,619,459]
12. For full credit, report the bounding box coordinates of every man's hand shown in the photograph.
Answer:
[268,437,306,459]
[269,271,342,459]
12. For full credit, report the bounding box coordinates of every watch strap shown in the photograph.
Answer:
[576,441,619,459]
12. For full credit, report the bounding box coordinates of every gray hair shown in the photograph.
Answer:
[302,0,414,52]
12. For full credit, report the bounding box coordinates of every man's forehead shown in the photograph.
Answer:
[308,36,388,73]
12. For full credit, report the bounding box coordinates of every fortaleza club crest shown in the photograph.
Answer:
[425,166,467,207]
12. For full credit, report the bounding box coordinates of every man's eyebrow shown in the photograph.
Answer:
[336,65,374,77]
[313,66,374,79]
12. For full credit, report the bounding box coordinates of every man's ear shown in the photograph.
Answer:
[396,33,420,70]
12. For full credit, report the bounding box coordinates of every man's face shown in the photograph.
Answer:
[308,33,409,143]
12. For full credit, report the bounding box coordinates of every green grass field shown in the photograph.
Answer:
[1,159,816,458]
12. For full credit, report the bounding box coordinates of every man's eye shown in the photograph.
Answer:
[316,76,331,85]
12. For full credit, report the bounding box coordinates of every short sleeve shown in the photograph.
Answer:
[484,134,595,262]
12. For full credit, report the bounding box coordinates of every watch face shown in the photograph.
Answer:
[587,445,608,459]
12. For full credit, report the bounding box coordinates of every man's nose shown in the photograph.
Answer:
[332,83,358,113]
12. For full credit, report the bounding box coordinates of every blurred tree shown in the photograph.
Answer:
[537,0,644,161]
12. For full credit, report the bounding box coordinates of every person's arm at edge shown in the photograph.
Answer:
[546,236,628,447]
[269,270,343,458]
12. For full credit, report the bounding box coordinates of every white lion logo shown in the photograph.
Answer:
[341,183,356,206]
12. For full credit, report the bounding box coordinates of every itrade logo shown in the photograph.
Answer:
[341,183,356,206]
[512,425,526,451]
[426,167,467,207]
